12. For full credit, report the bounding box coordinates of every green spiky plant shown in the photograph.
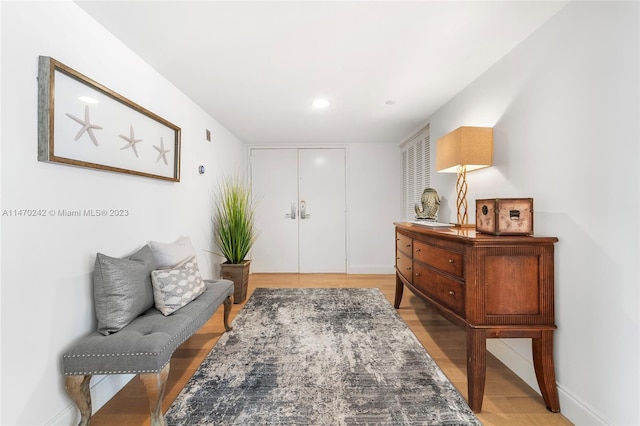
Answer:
[214,175,257,264]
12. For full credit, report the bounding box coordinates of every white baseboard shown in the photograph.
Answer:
[487,340,609,425]
[46,374,134,425]
[347,264,395,274]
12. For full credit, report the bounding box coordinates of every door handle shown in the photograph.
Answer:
[285,202,296,219]
[300,200,310,219]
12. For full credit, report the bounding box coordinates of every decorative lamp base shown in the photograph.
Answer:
[456,165,471,227]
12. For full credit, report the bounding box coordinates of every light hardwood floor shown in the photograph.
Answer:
[91,274,573,425]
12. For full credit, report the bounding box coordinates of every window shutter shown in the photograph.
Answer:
[400,124,431,219]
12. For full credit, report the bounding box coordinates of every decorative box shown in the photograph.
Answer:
[475,198,534,235]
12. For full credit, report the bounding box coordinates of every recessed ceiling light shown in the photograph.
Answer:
[312,98,330,109]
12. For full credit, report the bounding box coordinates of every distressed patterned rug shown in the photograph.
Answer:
[165,288,480,425]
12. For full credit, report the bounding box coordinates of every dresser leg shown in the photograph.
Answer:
[466,328,487,412]
[532,330,561,412]
[394,274,404,308]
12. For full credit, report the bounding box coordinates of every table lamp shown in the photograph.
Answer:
[436,126,493,227]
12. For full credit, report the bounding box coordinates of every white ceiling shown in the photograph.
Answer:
[76,1,567,145]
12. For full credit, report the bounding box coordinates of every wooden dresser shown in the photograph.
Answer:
[394,222,560,413]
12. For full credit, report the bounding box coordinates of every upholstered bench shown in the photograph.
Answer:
[62,237,234,426]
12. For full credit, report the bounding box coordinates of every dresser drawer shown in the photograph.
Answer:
[413,262,465,316]
[396,251,413,283]
[396,232,413,257]
[414,240,463,278]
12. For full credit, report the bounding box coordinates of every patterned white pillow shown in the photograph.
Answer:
[151,256,206,315]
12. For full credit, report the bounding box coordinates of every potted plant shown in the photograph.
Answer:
[214,174,257,303]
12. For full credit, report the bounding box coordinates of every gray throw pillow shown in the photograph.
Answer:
[128,245,157,311]
[149,236,196,268]
[93,245,157,335]
[151,256,206,316]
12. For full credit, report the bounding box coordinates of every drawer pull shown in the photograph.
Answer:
[448,259,455,264]
[415,248,421,252]
[415,272,421,277]
[406,244,411,248]
[406,267,412,271]
[449,290,455,296]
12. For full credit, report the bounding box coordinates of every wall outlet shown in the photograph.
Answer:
[206,129,211,142]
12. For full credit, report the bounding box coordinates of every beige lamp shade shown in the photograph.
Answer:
[436,126,493,227]
[436,126,493,173]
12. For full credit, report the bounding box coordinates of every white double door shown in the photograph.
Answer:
[250,148,346,273]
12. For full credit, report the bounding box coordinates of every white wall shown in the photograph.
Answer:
[347,143,402,274]
[0,2,246,425]
[428,2,639,425]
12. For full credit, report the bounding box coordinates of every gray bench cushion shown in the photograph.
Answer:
[63,279,233,375]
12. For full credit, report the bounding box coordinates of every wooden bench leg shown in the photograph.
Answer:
[223,296,233,331]
[139,363,170,426]
[65,375,92,426]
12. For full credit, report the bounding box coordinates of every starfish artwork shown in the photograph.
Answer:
[119,125,143,158]
[153,137,171,165]
[65,105,103,146]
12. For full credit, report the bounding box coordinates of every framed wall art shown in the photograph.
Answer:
[38,56,181,182]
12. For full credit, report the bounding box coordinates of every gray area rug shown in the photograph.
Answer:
[166,288,481,425]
